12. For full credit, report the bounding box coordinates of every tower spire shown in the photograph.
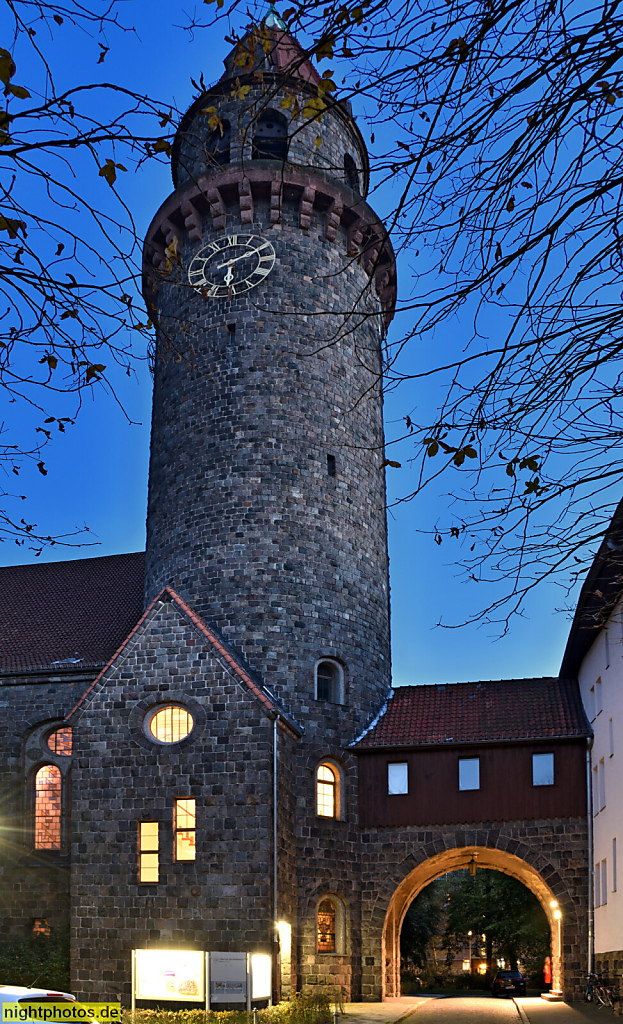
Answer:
[264,2,286,29]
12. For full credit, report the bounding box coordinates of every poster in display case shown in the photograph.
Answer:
[133,949,205,1002]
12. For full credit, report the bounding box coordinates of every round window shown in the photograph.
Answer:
[146,705,194,744]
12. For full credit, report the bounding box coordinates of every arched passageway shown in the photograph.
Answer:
[382,847,568,999]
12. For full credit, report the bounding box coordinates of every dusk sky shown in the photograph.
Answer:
[1,0,582,686]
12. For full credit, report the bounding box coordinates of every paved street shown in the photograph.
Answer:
[341,994,621,1024]
[400,995,520,1023]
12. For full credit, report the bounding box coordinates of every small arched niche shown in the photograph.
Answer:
[344,153,360,193]
[252,109,288,161]
[315,659,345,704]
[205,119,231,168]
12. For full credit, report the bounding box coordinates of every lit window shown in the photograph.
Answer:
[174,798,196,861]
[532,752,554,786]
[387,762,408,795]
[138,822,159,882]
[458,758,480,791]
[147,706,193,744]
[317,900,336,953]
[32,919,50,937]
[316,763,337,818]
[47,728,72,756]
[34,765,62,849]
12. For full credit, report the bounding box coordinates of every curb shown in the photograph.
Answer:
[514,999,531,1024]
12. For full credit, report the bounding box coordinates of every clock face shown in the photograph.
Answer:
[187,233,276,298]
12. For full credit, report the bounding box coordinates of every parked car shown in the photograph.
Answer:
[0,986,75,1009]
[491,970,527,997]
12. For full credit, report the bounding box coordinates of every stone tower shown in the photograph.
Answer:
[142,23,397,734]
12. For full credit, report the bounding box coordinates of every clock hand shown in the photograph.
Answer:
[218,252,252,268]
[224,265,234,285]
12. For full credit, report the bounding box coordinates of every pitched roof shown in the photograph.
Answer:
[0,552,145,673]
[68,586,302,737]
[560,496,623,678]
[352,677,590,749]
[220,25,322,87]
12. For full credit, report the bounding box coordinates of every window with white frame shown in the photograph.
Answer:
[458,757,480,791]
[595,863,601,907]
[532,752,554,786]
[387,762,408,795]
[609,718,614,758]
[599,758,606,810]
[596,677,603,714]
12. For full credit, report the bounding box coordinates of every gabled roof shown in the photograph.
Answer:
[0,552,145,674]
[352,677,590,749]
[560,496,623,678]
[68,587,302,737]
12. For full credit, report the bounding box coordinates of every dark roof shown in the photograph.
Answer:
[560,496,623,678]
[0,552,145,673]
[352,677,591,749]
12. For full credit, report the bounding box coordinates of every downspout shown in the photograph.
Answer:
[273,714,278,935]
[586,738,594,973]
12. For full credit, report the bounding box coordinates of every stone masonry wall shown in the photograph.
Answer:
[144,188,392,737]
[69,595,277,1002]
[0,674,90,940]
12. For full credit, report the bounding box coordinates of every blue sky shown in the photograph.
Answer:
[1,0,580,685]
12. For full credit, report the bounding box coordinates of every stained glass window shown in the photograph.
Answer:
[316,764,336,818]
[139,822,159,882]
[175,798,196,861]
[34,765,62,849]
[47,727,72,755]
[148,706,193,743]
[317,900,336,953]
[32,919,50,937]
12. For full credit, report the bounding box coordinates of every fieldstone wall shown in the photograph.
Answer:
[69,595,279,1001]
[0,673,90,940]
[143,183,392,736]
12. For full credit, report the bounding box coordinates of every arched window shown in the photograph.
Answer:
[206,120,231,167]
[252,110,288,161]
[344,154,360,193]
[34,765,62,849]
[315,659,344,704]
[317,899,336,952]
[317,762,341,818]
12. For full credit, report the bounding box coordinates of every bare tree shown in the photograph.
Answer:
[193,0,623,627]
[0,0,177,552]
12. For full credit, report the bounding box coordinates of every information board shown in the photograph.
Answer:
[209,952,247,1004]
[134,949,205,1002]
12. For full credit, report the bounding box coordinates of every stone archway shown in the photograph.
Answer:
[382,846,567,1000]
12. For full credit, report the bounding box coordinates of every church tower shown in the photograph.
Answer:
[142,22,396,734]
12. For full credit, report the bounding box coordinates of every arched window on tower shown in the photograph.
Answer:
[344,154,360,194]
[316,895,346,953]
[205,120,231,168]
[34,765,62,849]
[252,110,288,161]
[317,899,336,952]
[316,760,345,819]
[315,659,344,704]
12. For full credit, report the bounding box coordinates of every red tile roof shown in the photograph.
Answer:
[352,677,590,748]
[0,552,145,673]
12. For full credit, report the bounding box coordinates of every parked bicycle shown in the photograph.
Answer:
[585,973,616,1009]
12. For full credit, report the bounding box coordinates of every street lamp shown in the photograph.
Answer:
[468,931,472,971]
[549,901,563,996]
